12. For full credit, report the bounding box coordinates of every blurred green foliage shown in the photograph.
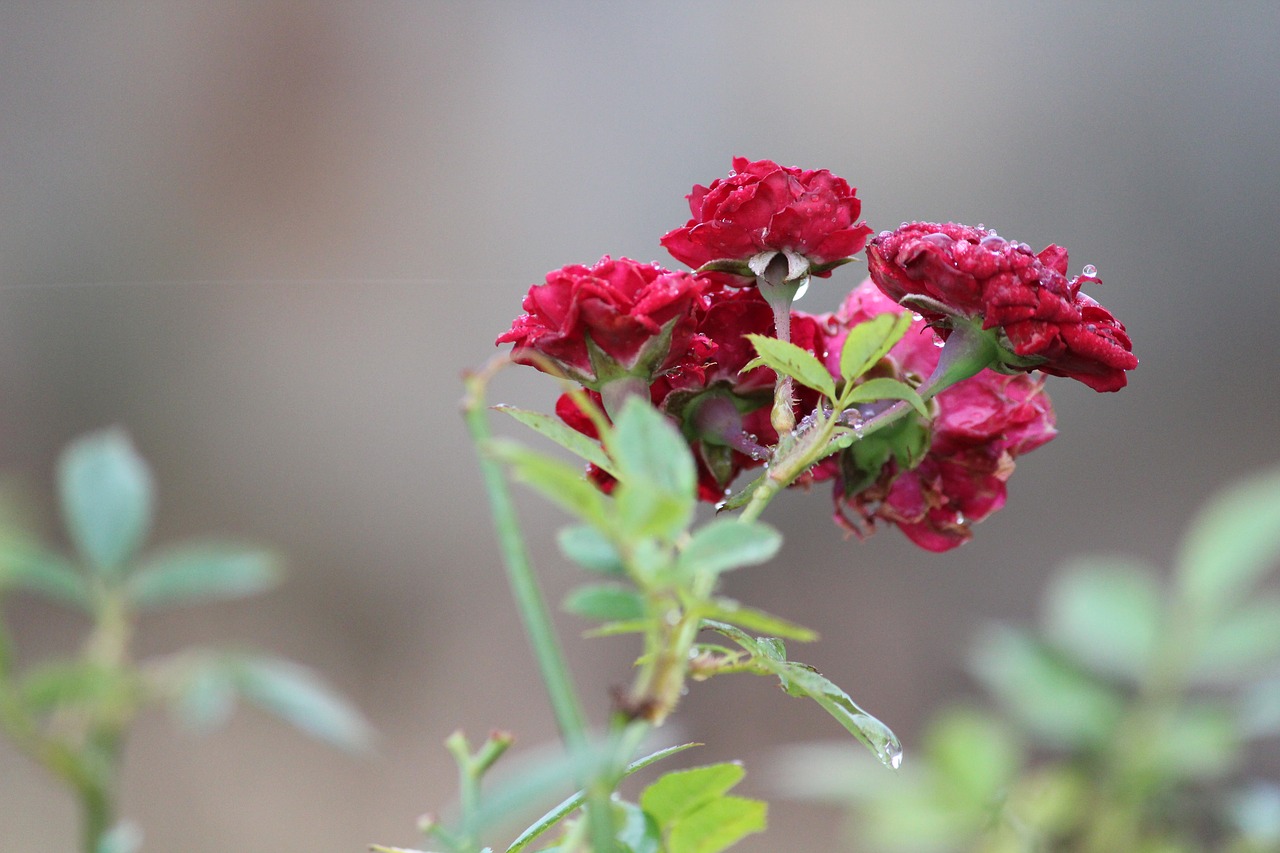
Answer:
[0,427,371,853]
[776,466,1280,853]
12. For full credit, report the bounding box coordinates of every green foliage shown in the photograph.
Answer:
[780,465,1280,852]
[0,427,371,853]
[57,428,154,577]
[838,312,912,384]
[742,334,836,401]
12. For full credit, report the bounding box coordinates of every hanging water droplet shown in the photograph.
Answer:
[933,338,946,348]
[1082,263,1098,277]
[911,312,924,322]
[888,747,904,770]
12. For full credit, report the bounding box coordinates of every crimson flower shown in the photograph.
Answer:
[814,281,1058,552]
[496,256,709,387]
[661,157,872,283]
[866,222,1137,392]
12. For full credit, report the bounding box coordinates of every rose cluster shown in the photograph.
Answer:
[497,158,1136,551]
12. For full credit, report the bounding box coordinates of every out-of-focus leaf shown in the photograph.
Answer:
[842,377,928,418]
[494,405,619,480]
[924,706,1022,805]
[487,439,609,527]
[57,428,154,577]
[641,763,745,826]
[126,543,281,610]
[969,624,1124,748]
[19,661,136,716]
[839,312,912,383]
[702,599,817,643]
[1188,596,1280,684]
[1239,674,1280,739]
[95,821,143,853]
[1177,467,1280,621]
[1041,558,1162,681]
[0,536,90,612]
[1229,782,1280,845]
[562,583,644,622]
[233,657,374,752]
[1145,703,1238,781]
[676,519,780,579]
[167,657,238,731]
[557,525,624,576]
[742,334,836,401]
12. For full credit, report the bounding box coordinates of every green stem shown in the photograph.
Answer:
[462,358,615,850]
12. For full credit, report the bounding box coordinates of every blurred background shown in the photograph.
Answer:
[1,2,1277,850]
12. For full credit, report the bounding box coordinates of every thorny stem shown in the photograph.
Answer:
[461,355,616,852]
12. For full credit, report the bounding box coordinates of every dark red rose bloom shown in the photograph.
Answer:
[817,281,1058,552]
[496,256,710,385]
[661,157,872,280]
[866,222,1137,392]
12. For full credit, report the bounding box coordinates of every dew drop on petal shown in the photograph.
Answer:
[1082,263,1098,277]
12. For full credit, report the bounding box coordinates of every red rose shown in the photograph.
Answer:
[818,281,1057,551]
[661,157,872,281]
[866,222,1137,392]
[496,256,709,386]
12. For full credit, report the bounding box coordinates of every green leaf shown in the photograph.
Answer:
[1041,558,1163,681]
[839,312,912,383]
[126,543,281,610]
[57,427,154,576]
[666,795,766,853]
[563,583,645,622]
[557,525,625,575]
[487,439,609,527]
[1177,466,1280,621]
[607,398,696,501]
[676,519,781,579]
[233,656,374,752]
[842,377,928,417]
[702,621,902,769]
[607,399,696,542]
[702,599,817,642]
[1188,595,1280,684]
[968,625,1124,748]
[641,763,745,825]
[742,334,836,401]
[494,405,619,480]
[0,537,90,611]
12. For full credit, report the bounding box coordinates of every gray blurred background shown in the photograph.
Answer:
[1,2,1277,850]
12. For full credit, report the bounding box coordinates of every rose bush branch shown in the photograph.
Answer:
[395,156,1136,852]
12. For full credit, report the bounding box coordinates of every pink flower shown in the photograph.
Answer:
[661,157,872,282]
[496,256,710,386]
[818,281,1058,551]
[866,222,1137,392]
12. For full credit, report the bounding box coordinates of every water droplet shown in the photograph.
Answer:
[911,312,924,322]
[933,338,946,348]
[1082,263,1098,277]
[955,513,967,525]
[888,748,904,770]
